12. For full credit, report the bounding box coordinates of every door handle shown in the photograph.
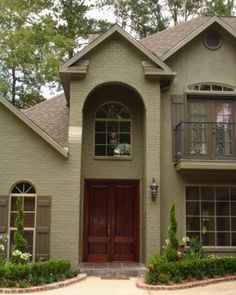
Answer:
[107,224,111,236]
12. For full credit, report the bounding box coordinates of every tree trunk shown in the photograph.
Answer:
[12,65,16,106]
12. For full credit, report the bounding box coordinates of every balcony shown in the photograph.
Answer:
[175,121,236,171]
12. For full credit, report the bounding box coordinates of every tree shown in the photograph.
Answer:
[101,0,235,38]
[204,0,235,16]
[0,0,53,106]
[0,0,112,108]
[101,0,167,38]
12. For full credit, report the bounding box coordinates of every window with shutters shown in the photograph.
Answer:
[8,182,36,260]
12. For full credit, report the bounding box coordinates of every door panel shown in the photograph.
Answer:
[83,180,139,262]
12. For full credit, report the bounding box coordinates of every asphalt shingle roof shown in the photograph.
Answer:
[22,93,69,147]
[140,16,236,58]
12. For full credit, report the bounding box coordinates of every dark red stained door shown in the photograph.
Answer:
[83,180,139,262]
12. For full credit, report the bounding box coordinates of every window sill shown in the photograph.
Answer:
[94,156,132,161]
[203,246,236,253]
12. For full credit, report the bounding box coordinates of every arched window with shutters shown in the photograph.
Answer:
[8,182,36,260]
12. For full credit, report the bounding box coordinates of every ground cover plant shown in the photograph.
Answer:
[145,203,236,285]
[0,197,76,288]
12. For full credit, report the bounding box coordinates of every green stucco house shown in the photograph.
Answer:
[1,16,236,268]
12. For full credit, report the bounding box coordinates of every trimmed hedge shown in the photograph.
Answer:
[0,260,76,288]
[145,255,236,285]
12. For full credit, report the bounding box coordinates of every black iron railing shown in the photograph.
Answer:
[175,121,236,160]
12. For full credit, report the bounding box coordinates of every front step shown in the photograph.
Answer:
[78,262,146,277]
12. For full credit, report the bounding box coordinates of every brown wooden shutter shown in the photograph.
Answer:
[171,95,185,127]
[171,95,185,159]
[35,196,51,261]
[0,196,9,258]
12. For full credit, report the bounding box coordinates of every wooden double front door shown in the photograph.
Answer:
[83,180,139,262]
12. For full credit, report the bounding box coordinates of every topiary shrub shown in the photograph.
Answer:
[12,197,27,253]
[163,203,179,262]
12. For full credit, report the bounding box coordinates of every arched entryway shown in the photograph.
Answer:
[81,83,144,262]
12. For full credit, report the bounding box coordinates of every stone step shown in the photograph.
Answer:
[78,262,146,277]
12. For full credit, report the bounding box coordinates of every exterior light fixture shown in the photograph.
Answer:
[150,177,158,201]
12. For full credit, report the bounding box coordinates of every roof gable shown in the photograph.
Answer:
[141,16,236,61]
[0,96,68,157]
[60,24,173,73]
[60,25,175,101]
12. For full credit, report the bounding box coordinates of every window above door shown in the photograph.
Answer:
[94,102,131,158]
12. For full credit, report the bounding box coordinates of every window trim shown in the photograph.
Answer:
[93,101,132,159]
[7,182,37,261]
[185,184,236,248]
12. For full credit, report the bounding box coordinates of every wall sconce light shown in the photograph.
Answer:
[150,177,158,201]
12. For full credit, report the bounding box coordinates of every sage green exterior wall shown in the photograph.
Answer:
[0,104,80,268]
[69,35,161,262]
[160,27,236,252]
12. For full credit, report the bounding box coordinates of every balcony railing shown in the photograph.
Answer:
[175,121,236,160]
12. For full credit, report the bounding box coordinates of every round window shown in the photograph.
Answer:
[203,32,222,50]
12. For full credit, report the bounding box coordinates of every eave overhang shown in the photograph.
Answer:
[0,96,68,158]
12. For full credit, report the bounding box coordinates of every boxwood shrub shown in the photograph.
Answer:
[0,260,76,288]
[145,255,236,285]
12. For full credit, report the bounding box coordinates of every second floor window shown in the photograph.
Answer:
[94,102,131,157]
[188,98,234,157]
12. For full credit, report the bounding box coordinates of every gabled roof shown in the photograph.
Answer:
[140,16,236,60]
[60,24,175,101]
[0,95,68,157]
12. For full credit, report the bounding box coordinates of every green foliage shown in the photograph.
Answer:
[12,197,27,254]
[163,204,179,262]
[186,237,204,260]
[145,256,236,285]
[0,0,112,107]
[204,0,235,16]
[0,260,75,288]
[101,0,235,38]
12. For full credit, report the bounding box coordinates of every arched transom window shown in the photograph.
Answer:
[94,102,131,157]
[9,182,36,259]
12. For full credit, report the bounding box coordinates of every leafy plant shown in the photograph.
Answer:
[186,237,204,260]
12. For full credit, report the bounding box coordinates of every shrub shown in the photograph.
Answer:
[0,260,75,288]
[12,197,27,253]
[145,256,236,285]
[163,204,179,262]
